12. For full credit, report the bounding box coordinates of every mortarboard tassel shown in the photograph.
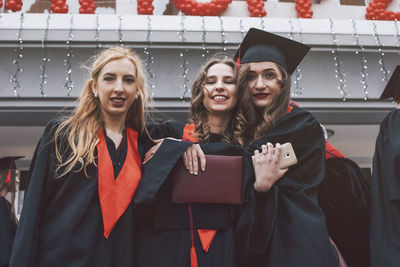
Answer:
[5,158,13,183]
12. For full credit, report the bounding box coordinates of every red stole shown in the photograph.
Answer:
[97,127,142,239]
[325,141,345,159]
[182,124,217,266]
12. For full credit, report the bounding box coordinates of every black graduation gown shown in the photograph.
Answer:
[236,107,339,267]
[370,109,400,267]
[0,196,17,267]
[319,157,370,267]
[9,120,150,267]
[134,124,252,267]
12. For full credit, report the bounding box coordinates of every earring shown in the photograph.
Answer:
[94,92,98,98]
[135,94,139,99]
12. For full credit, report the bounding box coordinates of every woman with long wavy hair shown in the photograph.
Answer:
[234,28,342,267]
[9,47,152,267]
[135,55,255,267]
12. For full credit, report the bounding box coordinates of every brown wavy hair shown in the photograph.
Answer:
[190,56,254,146]
[239,63,291,142]
[54,47,148,177]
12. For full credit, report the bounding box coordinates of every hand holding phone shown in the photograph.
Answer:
[252,142,294,192]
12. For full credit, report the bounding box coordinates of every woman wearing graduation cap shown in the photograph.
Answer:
[8,47,177,267]
[233,28,341,267]
[0,157,20,267]
[370,65,400,267]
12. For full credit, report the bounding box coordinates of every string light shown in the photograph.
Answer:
[239,18,245,39]
[177,14,190,99]
[64,14,74,96]
[144,15,155,99]
[260,16,266,31]
[95,13,102,49]
[201,16,209,61]
[219,16,227,52]
[372,21,390,82]
[10,12,24,97]
[288,18,304,97]
[118,15,124,47]
[329,18,348,101]
[39,13,51,98]
[351,19,369,100]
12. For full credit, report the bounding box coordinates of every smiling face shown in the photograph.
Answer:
[92,57,138,123]
[202,63,238,117]
[247,61,283,110]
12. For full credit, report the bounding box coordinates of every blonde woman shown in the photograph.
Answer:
[10,47,151,267]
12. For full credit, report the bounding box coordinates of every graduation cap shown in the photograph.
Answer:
[233,28,311,74]
[0,157,23,184]
[380,65,400,101]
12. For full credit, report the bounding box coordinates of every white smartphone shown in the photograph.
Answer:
[279,142,298,169]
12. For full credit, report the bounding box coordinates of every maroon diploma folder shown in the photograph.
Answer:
[171,155,243,204]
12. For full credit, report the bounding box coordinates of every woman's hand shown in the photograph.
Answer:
[143,139,164,164]
[252,142,288,192]
[183,144,206,175]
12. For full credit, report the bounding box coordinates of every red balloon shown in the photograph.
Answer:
[0,0,3,8]
[142,1,149,8]
[260,9,266,16]
[90,2,96,9]
[7,0,16,9]
[87,6,94,13]
[138,7,146,13]
[62,4,68,12]
[53,5,61,12]
[173,0,233,16]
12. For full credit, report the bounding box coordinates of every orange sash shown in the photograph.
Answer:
[97,128,142,239]
[182,124,218,257]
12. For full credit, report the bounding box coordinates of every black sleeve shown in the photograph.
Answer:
[146,121,185,140]
[134,139,192,205]
[9,120,59,267]
[236,108,339,267]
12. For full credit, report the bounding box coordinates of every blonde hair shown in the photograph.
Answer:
[54,47,148,177]
[239,63,291,142]
[190,56,253,146]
